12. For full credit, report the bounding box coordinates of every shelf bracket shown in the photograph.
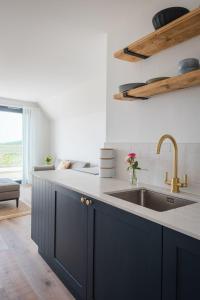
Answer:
[123,47,149,60]
[123,92,148,100]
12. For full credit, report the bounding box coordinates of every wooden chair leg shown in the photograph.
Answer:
[16,198,19,208]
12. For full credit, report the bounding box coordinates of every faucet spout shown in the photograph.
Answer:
[156,134,188,192]
[156,134,178,179]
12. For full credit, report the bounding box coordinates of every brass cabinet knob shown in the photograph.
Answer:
[85,199,93,206]
[80,197,86,204]
[81,197,92,206]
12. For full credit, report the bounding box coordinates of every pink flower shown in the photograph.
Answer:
[128,153,136,158]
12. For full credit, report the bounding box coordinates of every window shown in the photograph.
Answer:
[0,106,23,181]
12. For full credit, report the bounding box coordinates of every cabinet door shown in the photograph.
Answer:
[31,176,55,258]
[163,227,200,300]
[87,200,162,300]
[53,185,87,300]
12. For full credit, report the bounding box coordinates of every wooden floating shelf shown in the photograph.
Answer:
[114,8,200,62]
[114,70,200,101]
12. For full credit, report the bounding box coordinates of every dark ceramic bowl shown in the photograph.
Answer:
[119,83,146,93]
[152,7,189,30]
[178,58,200,74]
[178,66,200,75]
[178,58,199,69]
[146,77,170,84]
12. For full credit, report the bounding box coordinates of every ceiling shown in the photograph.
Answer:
[0,0,197,118]
[0,0,131,118]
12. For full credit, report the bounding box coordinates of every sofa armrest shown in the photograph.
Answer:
[33,165,55,171]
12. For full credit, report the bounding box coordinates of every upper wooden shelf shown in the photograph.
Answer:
[114,8,200,62]
[114,69,200,100]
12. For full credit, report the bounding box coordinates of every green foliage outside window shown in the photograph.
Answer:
[0,141,22,167]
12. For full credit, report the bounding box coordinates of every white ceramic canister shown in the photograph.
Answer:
[100,158,115,168]
[99,168,115,178]
[100,148,114,159]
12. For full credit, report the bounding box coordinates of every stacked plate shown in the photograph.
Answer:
[119,83,146,93]
[146,77,170,84]
[178,58,199,74]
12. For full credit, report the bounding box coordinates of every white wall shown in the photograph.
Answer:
[51,34,107,165]
[52,111,105,164]
[51,0,200,174]
[31,108,51,165]
[106,0,200,143]
[105,0,200,186]
[105,142,200,189]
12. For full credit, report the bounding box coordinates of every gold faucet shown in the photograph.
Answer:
[156,134,188,193]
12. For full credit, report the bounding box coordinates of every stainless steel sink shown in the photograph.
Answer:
[106,189,196,212]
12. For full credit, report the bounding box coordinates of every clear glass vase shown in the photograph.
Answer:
[129,169,138,185]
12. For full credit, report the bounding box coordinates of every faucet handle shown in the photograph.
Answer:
[164,172,171,185]
[181,174,188,187]
[164,171,168,183]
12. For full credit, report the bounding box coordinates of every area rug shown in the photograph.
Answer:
[0,201,31,221]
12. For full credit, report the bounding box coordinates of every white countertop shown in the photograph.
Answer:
[33,170,200,240]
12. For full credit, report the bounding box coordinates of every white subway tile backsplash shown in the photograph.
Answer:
[104,142,200,188]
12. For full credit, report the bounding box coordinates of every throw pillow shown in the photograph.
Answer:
[56,160,71,170]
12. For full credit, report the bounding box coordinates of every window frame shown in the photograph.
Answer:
[0,105,23,183]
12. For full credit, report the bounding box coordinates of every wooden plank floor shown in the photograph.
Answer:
[0,214,75,300]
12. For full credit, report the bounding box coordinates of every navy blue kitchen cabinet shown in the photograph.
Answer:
[51,185,88,300]
[32,179,88,300]
[32,179,162,300]
[32,177,200,300]
[31,176,55,258]
[87,199,162,300]
[163,227,200,300]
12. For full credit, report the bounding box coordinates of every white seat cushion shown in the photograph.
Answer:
[0,178,20,193]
